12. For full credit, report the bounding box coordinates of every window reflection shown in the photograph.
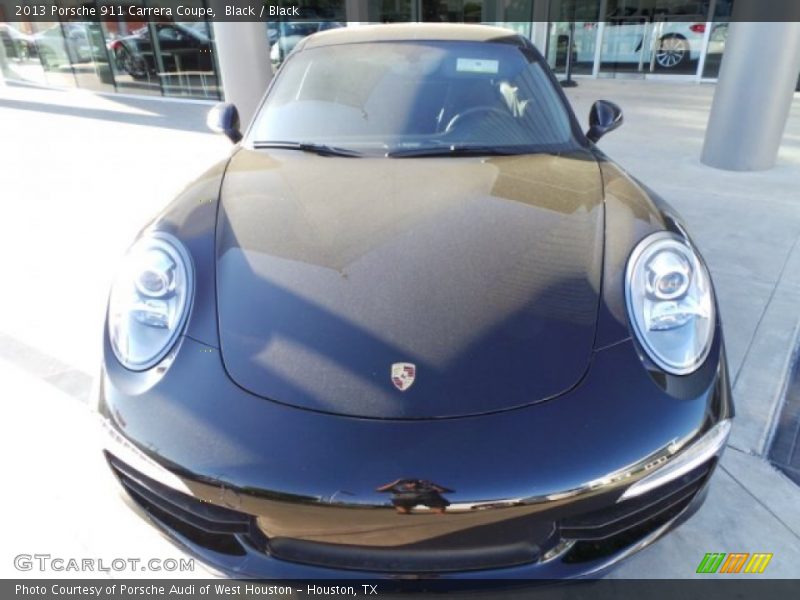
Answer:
[0,21,48,86]
[546,0,721,78]
[268,0,346,68]
[0,0,220,100]
[269,1,534,70]
[0,0,752,99]
[546,1,600,75]
[31,22,77,87]
[368,0,416,22]
[107,18,220,99]
[598,0,712,76]
[270,20,345,68]
[420,0,485,22]
[702,0,733,79]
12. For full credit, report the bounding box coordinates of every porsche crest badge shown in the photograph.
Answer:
[391,363,416,391]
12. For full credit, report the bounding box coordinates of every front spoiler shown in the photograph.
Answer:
[104,428,712,580]
[98,335,732,578]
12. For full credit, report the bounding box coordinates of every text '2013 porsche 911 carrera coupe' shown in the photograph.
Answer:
[97,24,733,580]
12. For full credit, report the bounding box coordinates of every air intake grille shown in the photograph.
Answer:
[561,460,713,562]
[107,453,254,556]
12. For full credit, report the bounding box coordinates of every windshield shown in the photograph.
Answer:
[250,40,580,156]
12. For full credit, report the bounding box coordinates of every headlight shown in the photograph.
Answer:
[108,232,194,370]
[625,232,715,375]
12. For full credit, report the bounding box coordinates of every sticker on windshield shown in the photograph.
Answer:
[456,58,499,74]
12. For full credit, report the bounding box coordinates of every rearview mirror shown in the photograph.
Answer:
[586,100,623,143]
[206,102,242,144]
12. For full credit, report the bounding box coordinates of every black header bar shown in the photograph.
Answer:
[5,579,800,599]
[1,0,800,23]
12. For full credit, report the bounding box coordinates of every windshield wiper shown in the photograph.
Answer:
[253,141,362,157]
[387,145,523,158]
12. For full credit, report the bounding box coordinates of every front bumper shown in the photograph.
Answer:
[98,336,732,579]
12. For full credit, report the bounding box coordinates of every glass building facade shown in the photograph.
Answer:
[0,0,222,100]
[544,0,735,80]
[0,0,747,101]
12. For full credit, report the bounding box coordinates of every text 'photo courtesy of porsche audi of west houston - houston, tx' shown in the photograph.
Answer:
[96,23,733,579]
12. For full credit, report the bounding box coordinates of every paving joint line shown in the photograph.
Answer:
[733,232,800,390]
[0,331,92,403]
[719,463,800,543]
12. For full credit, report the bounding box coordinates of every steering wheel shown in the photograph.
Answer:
[444,106,515,134]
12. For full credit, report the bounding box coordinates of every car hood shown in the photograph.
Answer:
[216,148,604,419]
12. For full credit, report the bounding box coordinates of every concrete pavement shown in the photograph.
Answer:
[0,360,212,579]
[0,83,227,579]
[0,78,798,578]
[0,83,231,378]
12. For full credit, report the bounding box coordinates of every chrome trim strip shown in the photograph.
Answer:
[99,415,193,496]
[99,411,720,511]
[618,419,730,502]
[522,427,699,505]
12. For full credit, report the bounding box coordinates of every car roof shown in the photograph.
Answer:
[298,23,523,50]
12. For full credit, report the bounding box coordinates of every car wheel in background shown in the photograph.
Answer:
[115,46,148,80]
[656,35,689,69]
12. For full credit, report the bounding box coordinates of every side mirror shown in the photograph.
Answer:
[586,100,623,143]
[206,102,242,144]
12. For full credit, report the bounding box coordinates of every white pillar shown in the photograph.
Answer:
[531,22,549,50]
[212,22,272,129]
[530,0,551,60]
[530,0,548,49]
[701,16,800,170]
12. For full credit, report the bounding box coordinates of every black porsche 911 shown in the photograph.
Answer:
[97,24,733,579]
[108,22,213,80]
